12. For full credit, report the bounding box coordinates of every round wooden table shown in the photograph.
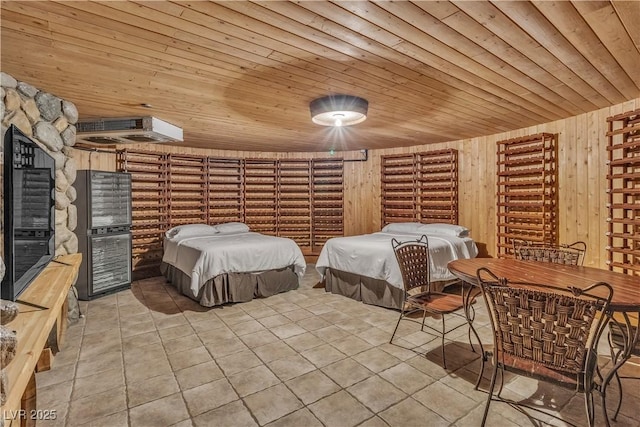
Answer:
[447,258,640,427]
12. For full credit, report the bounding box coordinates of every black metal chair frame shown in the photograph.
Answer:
[390,235,472,369]
[513,239,587,266]
[476,267,613,427]
[606,317,640,421]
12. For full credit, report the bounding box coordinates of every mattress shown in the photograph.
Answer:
[163,230,306,295]
[316,231,478,289]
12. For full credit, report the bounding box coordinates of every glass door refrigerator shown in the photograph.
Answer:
[75,170,132,300]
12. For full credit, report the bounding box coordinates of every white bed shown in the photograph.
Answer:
[161,223,306,306]
[316,222,478,309]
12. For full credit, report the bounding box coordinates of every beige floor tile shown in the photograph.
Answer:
[228,365,281,397]
[284,332,324,352]
[270,323,307,340]
[67,387,127,425]
[308,390,373,427]
[285,370,341,405]
[352,348,402,373]
[183,378,239,416]
[378,362,436,394]
[188,316,225,333]
[75,351,124,379]
[267,354,316,381]
[243,383,303,425]
[415,381,484,422]
[175,360,224,391]
[125,357,173,384]
[77,410,128,427]
[239,330,281,348]
[192,400,257,427]
[282,308,314,322]
[168,346,212,371]
[197,325,236,344]
[169,419,194,427]
[264,408,323,427]
[37,380,73,410]
[120,319,156,338]
[253,341,297,363]
[36,363,77,388]
[122,330,162,350]
[330,335,373,356]
[163,334,202,355]
[295,316,332,332]
[378,397,449,427]
[353,327,391,346]
[217,349,264,376]
[220,312,254,325]
[158,324,196,342]
[229,319,267,336]
[357,415,391,427]
[258,314,291,328]
[321,358,374,388]
[204,337,248,358]
[243,306,278,319]
[123,342,167,366]
[347,376,407,413]
[127,372,180,408]
[313,325,352,343]
[129,393,190,427]
[72,367,125,400]
[301,344,347,368]
[154,313,190,330]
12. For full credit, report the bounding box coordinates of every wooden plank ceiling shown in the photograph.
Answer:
[1,1,639,152]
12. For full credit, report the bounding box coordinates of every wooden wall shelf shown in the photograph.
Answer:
[606,108,640,275]
[381,149,458,227]
[117,150,343,277]
[496,133,557,258]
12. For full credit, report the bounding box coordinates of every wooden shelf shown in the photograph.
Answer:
[1,254,82,427]
[381,149,458,227]
[606,108,640,276]
[118,151,344,265]
[496,133,557,259]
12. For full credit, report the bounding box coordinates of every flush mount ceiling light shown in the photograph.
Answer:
[310,94,368,127]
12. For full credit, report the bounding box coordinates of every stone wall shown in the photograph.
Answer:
[1,72,78,255]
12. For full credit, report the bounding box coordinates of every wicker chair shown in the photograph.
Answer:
[390,235,469,369]
[607,320,640,420]
[513,239,587,266]
[476,267,612,427]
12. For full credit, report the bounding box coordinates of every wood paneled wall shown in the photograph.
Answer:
[75,98,639,269]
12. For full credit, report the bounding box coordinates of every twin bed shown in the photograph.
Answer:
[161,222,477,309]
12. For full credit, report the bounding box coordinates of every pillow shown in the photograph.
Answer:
[381,222,424,233]
[211,222,250,234]
[165,224,217,239]
[418,223,469,237]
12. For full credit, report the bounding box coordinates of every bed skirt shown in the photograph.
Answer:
[323,268,454,311]
[160,262,299,307]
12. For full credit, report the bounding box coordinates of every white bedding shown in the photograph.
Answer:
[315,231,478,289]
[163,231,306,295]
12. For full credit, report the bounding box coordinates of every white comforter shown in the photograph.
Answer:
[315,232,478,289]
[163,231,306,295]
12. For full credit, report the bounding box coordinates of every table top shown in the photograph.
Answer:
[448,258,640,312]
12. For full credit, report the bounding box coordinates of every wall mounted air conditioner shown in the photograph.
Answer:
[76,116,183,145]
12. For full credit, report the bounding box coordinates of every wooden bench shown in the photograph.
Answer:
[1,253,82,427]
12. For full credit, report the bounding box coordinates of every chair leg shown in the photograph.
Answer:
[441,316,447,369]
[584,386,595,427]
[608,336,624,421]
[390,310,404,344]
[481,359,499,426]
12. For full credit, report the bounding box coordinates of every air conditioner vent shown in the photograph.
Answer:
[76,117,183,145]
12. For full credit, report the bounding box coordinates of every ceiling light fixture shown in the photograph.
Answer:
[310,94,368,127]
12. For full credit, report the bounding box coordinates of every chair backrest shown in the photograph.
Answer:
[476,267,612,377]
[513,239,587,266]
[392,235,430,294]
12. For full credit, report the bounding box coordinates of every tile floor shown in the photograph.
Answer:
[34,266,640,427]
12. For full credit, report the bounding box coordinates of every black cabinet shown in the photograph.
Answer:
[75,170,132,299]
